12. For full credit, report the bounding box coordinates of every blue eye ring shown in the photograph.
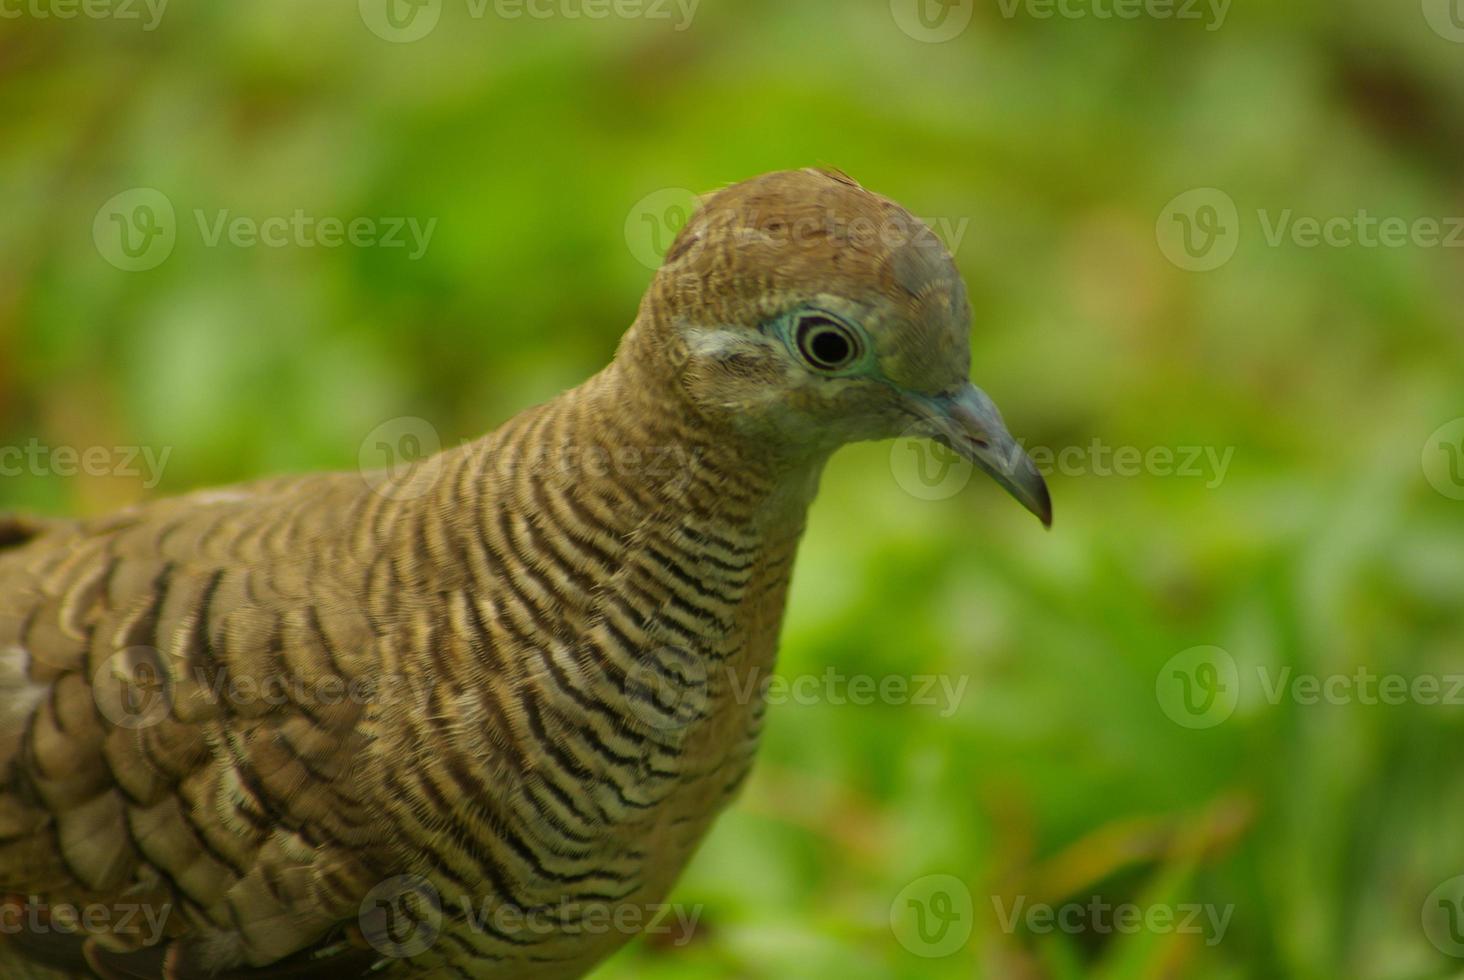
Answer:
[793,312,863,372]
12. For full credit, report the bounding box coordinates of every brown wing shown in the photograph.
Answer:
[0,478,403,978]
[1,895,382,979]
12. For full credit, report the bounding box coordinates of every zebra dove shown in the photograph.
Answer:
[0,169,1050,979]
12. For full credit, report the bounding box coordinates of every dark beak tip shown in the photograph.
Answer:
[1033,482,1054,529]
[1012,455,1052,529]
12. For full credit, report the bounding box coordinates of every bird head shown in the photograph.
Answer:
[634,168,1050,527]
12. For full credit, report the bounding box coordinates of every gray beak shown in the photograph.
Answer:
[917,383,1052,527]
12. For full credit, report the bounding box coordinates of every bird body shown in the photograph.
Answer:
[0,170,1048,978]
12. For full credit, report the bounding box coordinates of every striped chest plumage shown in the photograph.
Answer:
[349,358,821,974]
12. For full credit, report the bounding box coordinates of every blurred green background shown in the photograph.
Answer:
[3,2,1464,977]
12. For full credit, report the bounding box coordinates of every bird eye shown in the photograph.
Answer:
[794,315,862,372]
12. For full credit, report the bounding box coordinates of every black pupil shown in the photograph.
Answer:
[802,321,852,367]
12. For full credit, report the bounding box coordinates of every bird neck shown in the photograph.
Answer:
[586,319,832,533]
[407,321,828,606]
